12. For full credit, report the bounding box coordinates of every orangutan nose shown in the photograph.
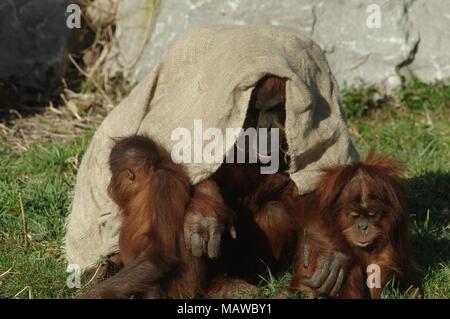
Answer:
[358,222,369,231]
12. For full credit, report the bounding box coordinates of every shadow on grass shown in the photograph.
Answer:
[405,171,450,272]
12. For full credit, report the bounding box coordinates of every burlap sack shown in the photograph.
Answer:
[64,25,359,270]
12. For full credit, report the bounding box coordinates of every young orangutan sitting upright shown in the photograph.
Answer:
[289,154,417,298]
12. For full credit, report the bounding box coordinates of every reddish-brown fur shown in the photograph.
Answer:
[289,154,416,298]
[211,164,297,282]
[83,75,416,299]
[82,136,210,298]
[82,147,298,298]
[82,76,294,298]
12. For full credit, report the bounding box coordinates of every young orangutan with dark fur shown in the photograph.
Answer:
[288,154,417,298]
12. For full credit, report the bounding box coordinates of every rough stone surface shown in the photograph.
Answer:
[0,0,71,90]
[409,0,450,82]
[108,0,450,88]
[106,0,159,76]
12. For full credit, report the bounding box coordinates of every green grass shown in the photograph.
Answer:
[0,80,449,298]
[0,135,91,298]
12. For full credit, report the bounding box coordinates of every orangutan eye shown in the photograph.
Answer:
[350,212,360,218]
[368,212,377,217]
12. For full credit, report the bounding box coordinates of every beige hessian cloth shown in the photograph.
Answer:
[64,25,359,270]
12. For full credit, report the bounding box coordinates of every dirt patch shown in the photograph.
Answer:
[0,103,105,152]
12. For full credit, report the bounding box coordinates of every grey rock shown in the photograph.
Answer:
[108,0,449,88]
[409,0,450,82]
[310,0,419,88]
[0,0,71,91]
[106,0,160,77]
